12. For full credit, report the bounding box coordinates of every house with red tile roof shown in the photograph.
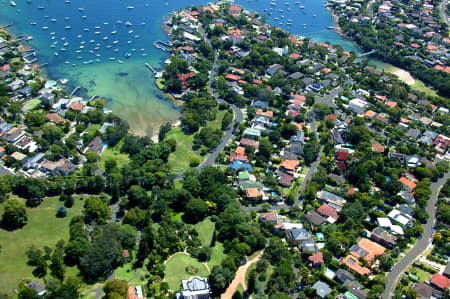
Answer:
[228,4,242,16]
[372,143,385,153]
[225,73,241,81]
[240,138,259,150]
[399,177,417,192]
[308,252,324,268]
[324,114,338,122]
[364,110,377,119]
[375,114,389,123]
[45,113,65,125]
[337,151,350,161]
[279,159,300,175]
[256,109,273,118]
[375,95,387,102]
[69,102,85,111]
[259,211,278,224]
[317,204,339,222]
[430,273,450,290]
[385,100,398,108]
[289,53,300,59]
[342,255,371,276]
[247,188,262,200]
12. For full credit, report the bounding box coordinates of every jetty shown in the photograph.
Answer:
[153,40,171,52]
[37,63,48,68]
[69,86,80,97]
[145,63,157,74]
[0,24,12,30]
[89,95,97,101]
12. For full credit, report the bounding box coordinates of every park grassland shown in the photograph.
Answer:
[194,217,214,246]
[411,79,439,98]
[167,109,228,173]
[0,196,85,294]
[99,139,131,170]
[164,253,209,291]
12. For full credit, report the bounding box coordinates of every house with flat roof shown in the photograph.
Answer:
[317,190,346,212]
[177,276,211,299]
[312,281,332,298]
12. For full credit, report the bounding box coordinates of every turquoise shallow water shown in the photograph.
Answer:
[0,0,360,135]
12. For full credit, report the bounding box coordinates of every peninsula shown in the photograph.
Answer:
[0,1,449,299]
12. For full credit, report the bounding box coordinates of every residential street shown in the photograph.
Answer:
[382,171,450,299]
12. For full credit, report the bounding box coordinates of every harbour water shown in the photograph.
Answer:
[0,0,410,135]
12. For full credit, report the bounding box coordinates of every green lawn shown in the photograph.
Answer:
[22,99,41,112]
[171,212,184,223]
[194,218,214,246]
[114,262,149,286]
[164,253,209,291]
[206,110,227,131]
[208,242,226,269]
[166,127,202,173]
[86,124,101,136]
[99,139,131,170]
[410,267,432,282]
[411,80,439,98]
[0,196,85,294]
[167,110,228,173]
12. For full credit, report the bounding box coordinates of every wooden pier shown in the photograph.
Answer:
[89,95,97,101]
[145,63,156,74]
[37,63,48,68]
[69,86,81,97]
[0,24,12,30]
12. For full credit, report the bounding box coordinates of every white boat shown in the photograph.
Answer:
[61,37,66,40]
[77,35,82,38]
[125,21,132,26]
[65,17,70,20]
[109,57,115,60]
[75,50,81,53]
[65,61,70,64]
[72,64,76,66]
[65,1,71,3]
[113,49,119,52]
[30,22,37,25]
[37,6,44,9]
[106,45,111,48]
[10,1,16,7]
[300,5,304,8]
[51,19,56,22]
[128,40,132,44]
[78,8,85,11]
[54,52,58,56]
[89,50,94,54]
[64,42,69,46]
[104,22,109,25]
[51,36,56,40]
[113,40,119,44]
[80,46,84,49]
[42,26,48,30]
[83,28,89,31]
[81,41,86,44]
[127,6,134,9]
[95,58,100,62]
[64,26,71,29]
[128,30,133,34]
[82,16,86,19]
[142,53,147,56]
[111,31,117,34]
[118,60,123,64]
[89,40,94,43]
[60,48,66,51]
[134,35,140,38]
[50,44,56,48]
[103,36,108,40]
[95,32,101,35]
[95,26,101,29]
[94,47,100,50]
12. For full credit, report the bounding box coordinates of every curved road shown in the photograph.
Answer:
[383,171,450,299]
[197,51,244,170]
[440,0,449,27]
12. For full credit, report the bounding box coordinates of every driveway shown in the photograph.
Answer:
[382,171,450,299]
